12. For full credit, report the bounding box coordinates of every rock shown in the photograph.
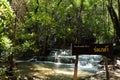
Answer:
[84,59,120,80]
[25,74,33,80]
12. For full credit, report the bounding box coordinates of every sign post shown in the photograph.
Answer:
[73,55,78,80]
[72,44,113,80]
[104,56,110,80]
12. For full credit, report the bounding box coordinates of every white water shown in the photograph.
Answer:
[37,49,103,73]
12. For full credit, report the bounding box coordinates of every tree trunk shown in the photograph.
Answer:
[108,0,120,44]
[73,1,84,80]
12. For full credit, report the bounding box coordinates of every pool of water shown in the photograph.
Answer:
[36,58,103,73]
[22,49,104,73]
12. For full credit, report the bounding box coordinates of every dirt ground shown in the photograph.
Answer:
[16,62,94,80]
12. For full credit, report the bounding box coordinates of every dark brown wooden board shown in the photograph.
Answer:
[72,44,113,57]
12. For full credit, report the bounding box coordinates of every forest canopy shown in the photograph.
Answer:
[0,0,119,56]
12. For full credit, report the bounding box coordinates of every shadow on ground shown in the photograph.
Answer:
[16,62,93,80]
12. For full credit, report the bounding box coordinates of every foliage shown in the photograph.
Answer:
[0,36,13,58]
[0,66,7,80]
[0,0,15,36]
[0,36,12,50]
[0,0,15,79]
[14,0,115,54]
[0,0,15,52]
[0,0,117,55]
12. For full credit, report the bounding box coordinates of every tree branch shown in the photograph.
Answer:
[57,0,62,6]
[34,0,39,13]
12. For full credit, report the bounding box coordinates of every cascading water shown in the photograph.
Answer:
[78,55,103,72]
[41,49,103,73]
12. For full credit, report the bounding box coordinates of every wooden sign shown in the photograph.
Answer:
[72,44,113,56]
[72,44,112,80]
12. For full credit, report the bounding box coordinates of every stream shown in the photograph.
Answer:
[29,49,104,73]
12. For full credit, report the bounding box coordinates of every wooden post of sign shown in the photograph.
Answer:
[73,55,78,80]
[104,56,110,80]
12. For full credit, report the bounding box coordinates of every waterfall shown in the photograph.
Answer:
[38,49,103,72]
